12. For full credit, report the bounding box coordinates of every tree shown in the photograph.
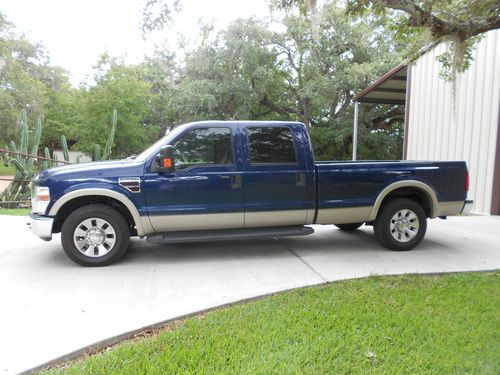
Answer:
[276,0,500,78]
[75,57,158,158]
[173,18,288,123]
[140,50,181,134]
[0,13,48,144]
[141,0,183,34]
[142,1,404,159]
[348,0,499,80]
[348,0,499,42]
[0,12,77,150]
[41,82,82,152]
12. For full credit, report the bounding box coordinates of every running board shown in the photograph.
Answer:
[146,226,314,244]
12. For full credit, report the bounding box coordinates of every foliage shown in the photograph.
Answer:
[43,147,54,169]
[277,1,500,79]
[43,272,500,374]
[2,2,409,162]
[348,0,499,81]
[102,109,117,160]
[75,58,159,158]
[141,0,183,34]
[0,12,72,146]
[60,135,69,162]
[41,84,82,150]
[0,110,42,207]
[0,106,119,208]
[140,50,179,134]
[161,2,403,159]
[94,144,101,161]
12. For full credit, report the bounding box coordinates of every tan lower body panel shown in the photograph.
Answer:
[244,209,307,227]
[315,206,372,225]
[145,201,463,234]
[148,212,244,232]
[435,201,464,217]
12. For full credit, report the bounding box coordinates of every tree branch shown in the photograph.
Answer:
[372,0,500,40]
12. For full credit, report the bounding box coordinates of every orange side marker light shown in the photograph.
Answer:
[163,158,173,168]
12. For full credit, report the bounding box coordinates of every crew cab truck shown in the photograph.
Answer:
[29,121,472,266]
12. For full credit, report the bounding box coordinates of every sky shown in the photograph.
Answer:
[2,0,271,86]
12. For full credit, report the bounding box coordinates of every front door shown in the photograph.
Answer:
[143,125,244,232]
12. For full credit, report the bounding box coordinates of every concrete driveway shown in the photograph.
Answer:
[1,214,499,374]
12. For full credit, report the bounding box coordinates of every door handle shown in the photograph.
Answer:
[231,175,242,189]
[296,172,306,187]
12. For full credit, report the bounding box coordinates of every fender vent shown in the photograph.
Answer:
[119,177,141,193]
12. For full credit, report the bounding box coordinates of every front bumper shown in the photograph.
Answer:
[461,200,474,215]
[28,214,54,241]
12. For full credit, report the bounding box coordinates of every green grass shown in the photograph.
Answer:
[0,164,16,175]
[45,272,499,374]
[0,208,31,215]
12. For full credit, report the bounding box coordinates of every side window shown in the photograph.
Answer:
[173,127,233,170]
[247,127,297,164]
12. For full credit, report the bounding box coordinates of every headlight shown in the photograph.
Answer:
[32,186,50,215]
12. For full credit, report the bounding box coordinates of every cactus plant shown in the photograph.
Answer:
[8,140,17,155]
[43,147,52,169]
[0,111,43,207]
[19,110,28,155]
[1,109,120,207]
[102,109,117,160]
[94,144,101,161]
[61,135,70,163]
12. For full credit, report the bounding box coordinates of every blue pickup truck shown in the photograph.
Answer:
[29,121,472,266]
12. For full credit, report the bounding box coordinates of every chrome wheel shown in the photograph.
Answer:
[73,218,116,257]
[389,209,419,243]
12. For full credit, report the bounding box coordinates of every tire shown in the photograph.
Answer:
[334,223,363,231]
[373,198,427,251]
[61,204,130,266]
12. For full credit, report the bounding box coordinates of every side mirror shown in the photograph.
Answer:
[153,145,175,174]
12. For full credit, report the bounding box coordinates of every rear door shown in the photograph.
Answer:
[241,123,314,227]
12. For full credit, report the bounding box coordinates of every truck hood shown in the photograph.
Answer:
[35,160,143,183]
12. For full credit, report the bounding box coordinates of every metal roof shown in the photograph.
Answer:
[352,63,408,105]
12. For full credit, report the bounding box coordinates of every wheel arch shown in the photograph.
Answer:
[49,189,151,236]
[369,180,438,221]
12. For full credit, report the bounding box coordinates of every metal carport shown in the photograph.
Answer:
[351,64,408,160]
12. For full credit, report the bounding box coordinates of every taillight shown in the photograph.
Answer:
[465,172,469,192]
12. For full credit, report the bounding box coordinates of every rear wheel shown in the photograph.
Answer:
[61,204,130,266]
[374,198,427,251]
[334,223,363,231]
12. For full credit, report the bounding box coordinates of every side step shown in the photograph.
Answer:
[146,225,314,244]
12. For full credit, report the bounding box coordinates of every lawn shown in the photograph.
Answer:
[44,272,499,374]
[0,208,31,215]
[0,164,16,175]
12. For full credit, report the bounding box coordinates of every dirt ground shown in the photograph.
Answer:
[0,176,14,193]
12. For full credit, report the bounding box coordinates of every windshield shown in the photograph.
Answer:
[133,125,188,163]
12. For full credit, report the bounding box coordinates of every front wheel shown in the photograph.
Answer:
[373,198,427,251]
[61,204,130,266]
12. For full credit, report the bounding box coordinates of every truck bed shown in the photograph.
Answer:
[314,160,468,224]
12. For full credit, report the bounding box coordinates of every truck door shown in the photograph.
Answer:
[143,125,244,232]
[241,124,315,227]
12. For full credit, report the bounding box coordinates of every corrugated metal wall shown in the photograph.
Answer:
[407,30,500,214]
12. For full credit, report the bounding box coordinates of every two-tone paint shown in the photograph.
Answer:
[31,121,470,240]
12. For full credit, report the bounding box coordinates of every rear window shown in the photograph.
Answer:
[247,127,297,164]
